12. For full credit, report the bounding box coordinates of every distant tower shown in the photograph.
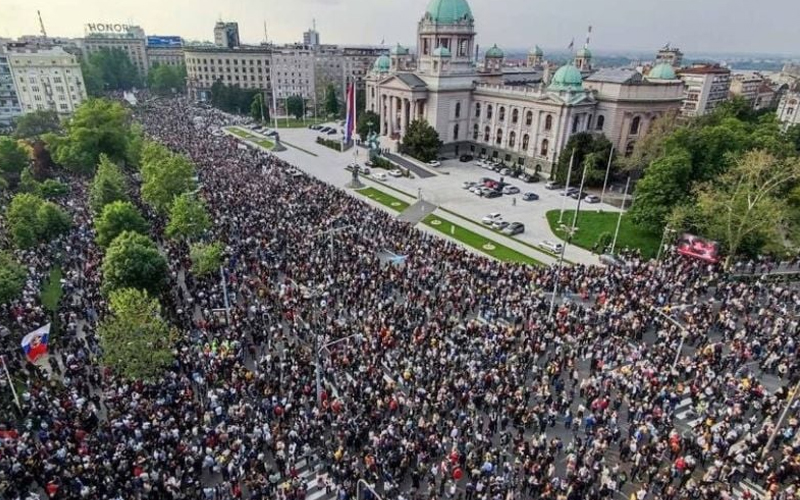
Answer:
[483,44,504,73]
[656,44,684,68]
[527,45,544,68]
[574,25,593,71]
[303,19,320,47]
[214,21,240,49]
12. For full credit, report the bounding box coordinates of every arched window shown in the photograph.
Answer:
[508,131,516,148]
[526,111,533,126]
[625,142,636,157]
[540,139,549,157]
[453,123,459,141]
[484,126,490,142]
[473,123,479,140]
[522,134,530,151]
[630,116,641,135]
[596,115,605,131]
[371,88,375,98]
[544,114,553,131]
[475,103,481,118]
[486,105,493,120]
[496,128,503,145]
[455,102,461,119]
[512,109,519,124]
[499,106,506,121]
[572,115,580,133]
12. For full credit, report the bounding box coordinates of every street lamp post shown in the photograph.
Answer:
[610,176,631,255]
[600,146,615,205]
[761,381,800,458]
[650,305,689,371]
[656,226,676,261]
[548,224,578,320]
[558,149,576,225]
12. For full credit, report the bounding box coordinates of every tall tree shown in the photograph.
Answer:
[0,252,27,305]
[165,193,211,240]
[45,99,132,174]
[125,123,146,170]
[286,95,305,120]
[98,288,175,381]
[88,47,141,90]
[553,132,614,187]
[190,241,224,277]
[250,93,269,122]
[356,110,380,141]
[629,149,693,233]
[95,201,149,248]
[13,110,61,139]
[89,154,129,214]
[6,193,71,249]
[141,154,196,214]
[102,231,168,295]
[0,137,29,185]
[147,64,186,95]
[401,119,441,162]
[696,150,800,267]
[30,140,55,181]
[620,110,680,173]
[325,84,339,117]
[80,60,104,97]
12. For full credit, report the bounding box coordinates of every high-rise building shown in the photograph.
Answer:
[655,45,683,67]
[0,47,22,125]
[184,45,271,102]
[729,72,764,108]
[313,45,387,115]
[81,25,149,77]
[6,45,87,116]
[146,36,184,68]
[270,44,315,115]
[676,64,731,117]
[214,22,240,49]
[303,28,320,47]
[777,88,800,130]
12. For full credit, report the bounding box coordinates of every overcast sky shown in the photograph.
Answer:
[3,0,798,56]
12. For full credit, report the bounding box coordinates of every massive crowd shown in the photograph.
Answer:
[0,97,799,500]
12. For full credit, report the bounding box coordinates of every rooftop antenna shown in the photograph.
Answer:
[37,10,48,39]
[584,25,592,50]
[312,18,316,31]
[264,20,268,43]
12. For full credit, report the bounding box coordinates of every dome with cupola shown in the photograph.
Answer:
[529,45,544,56]
[647,62,677,81]
[390,44,410,56]
[424,0,474,24]
[485,44,504,58]
[548,63,584,92]
[372,55,391,73]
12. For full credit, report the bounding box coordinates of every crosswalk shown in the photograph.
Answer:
[732,479,767,500]
[673,397,702,430]
[294,457,336,500]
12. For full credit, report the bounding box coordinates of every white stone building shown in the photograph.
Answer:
[0,46,22,125]
[676,64,731,117]
[366,0,685,172]
[777,89,800,130]
[81,25,149,77]
[6,46,87,116]
[184,45,272,101]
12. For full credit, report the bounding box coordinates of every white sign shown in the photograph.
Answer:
[85,23,134,34]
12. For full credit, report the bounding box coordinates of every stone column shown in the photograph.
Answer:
[412,100,418,122]
[401,98,409,136]
[380,95,387,135]
[388,96,395,136]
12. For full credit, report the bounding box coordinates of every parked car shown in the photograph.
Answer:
[360,167,371,176]
[539,240,564,253]
[326,129,337,135]
[492,220,509,230]
[459,154,474,162]
[522,192,539,201]
[319,126,331,133]
[470,186,483,195]
[562,187,579,197]
[462,181,477,190]
[364,160,374,167]
[266,130,279,137]
[569,190,585,200]
[544,181,561,190]
[389,169,403,177]
[584,194,601,204]
[427,160,442,168]
[502,185,520,195]
[500,168,511,176]
[482,213,502,224]
[484,189,502,199]
[599,254,627,267]
[502,222,525,235]
[373,172,387,181]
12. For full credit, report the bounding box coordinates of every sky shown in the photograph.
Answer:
[2,0,799,56]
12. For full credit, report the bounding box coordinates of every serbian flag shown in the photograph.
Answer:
[21,323,51,363]
[344,82,356,143]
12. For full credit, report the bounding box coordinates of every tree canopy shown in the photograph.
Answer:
[0,252,27,305]
[190,241,224,277]
[13,110,61,139]
[286,95,305,120]
[95,201,149,248]
[401,120,441,162]
[0,137,30,186]
[86,47,141,91]
[357,110,380,141]
[102,231,168,295]
[141,152,197,214]
[250,93,269,123]
[147,64,186,95]
[6,193,71,249]
[553,133,615,188]
[325,84,339,117]
[210,80,259,115]
[89,154,129,214]
[166,193,211,240]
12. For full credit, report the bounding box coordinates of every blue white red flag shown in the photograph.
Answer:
[344,83,356,143]
[21,323,50,363]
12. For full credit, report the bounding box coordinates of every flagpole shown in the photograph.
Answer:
[1,355,21,413]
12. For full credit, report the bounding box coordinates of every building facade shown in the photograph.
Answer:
[676,64,731,117]
[270,44,315,103]
[81,25,149,77]
[655,45,683,67]
[214,22,240,49]
[184,45,272,101]
[777,89,800,130]
[0,46,22,125]
[303,28,320,47]
[366,0,684,173]
[6,45,87,116]
[314,45,387,115]
[146,36,185,68]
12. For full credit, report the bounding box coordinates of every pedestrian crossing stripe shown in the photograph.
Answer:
[294,458,336,500]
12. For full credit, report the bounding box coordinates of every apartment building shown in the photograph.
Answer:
[676,64,731,117]
[6,45,87,116]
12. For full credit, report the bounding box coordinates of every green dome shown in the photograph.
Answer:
[647,62,677,80]
[576,47,592,58]
[432,46,451,57]
[529,45,543,56]
[548,63,584,92]
[425,0,474,24]
[372,54,391,73]
[485,44,504,58]
[390,43,410,56]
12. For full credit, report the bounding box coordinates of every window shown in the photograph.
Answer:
[475,103,481,118]
[483,126,490,142]
[544,114,553,131]
[522,134,530,151]
[499,107,505,121]
[540,139,549,157]
[572,115,580,133]
[486,105,493,120]
[473,123,479,140]
[508,131,516,148]
[526,111,533,126]
[455,102,461,119]
[789,108,796,116]
[495,128,503,145]
[59,103,68,110]
[630,116,641,135]
[453,123,459,140]
[512,109,519,124]
[596,115,605,131]
[625,142,636,157]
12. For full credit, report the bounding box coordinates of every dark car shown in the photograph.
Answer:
[569,190,586,200]
[326,129,337,135]
[562,187,579,197]
[459,154,474,162]
[484,189,502,199]
[502,222,525,235]
[522,192,539,201]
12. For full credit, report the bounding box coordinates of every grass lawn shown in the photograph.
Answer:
[226,127,274,149]
[275,117,328,128]
[546,209,661,258]
[423,215,542,266]
[40,266,63,313]
[357,187,410,211]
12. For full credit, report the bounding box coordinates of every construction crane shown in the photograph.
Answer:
[37,10,48,39]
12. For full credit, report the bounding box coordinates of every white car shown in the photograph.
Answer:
[482,213,502,225]
[427,160,442,168]
[389,169,403,177]
[373,172,387,181]
[474,160,486,168]
[462,181,477,190]
[502,185,520,195]
[539,240,564,253]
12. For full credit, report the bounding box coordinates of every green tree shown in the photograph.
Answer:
[140,140,172,168]
[696,150,800,267]
[89,154,128,214]
[39,179,70,199]
[325,84,339,117]
[18,167,41,194]
[6,193,71,248]
[250,93,269,122]
[786,124,800,154]
[400,119,441,162]
[147,64,186,95]
[553,133,614,187]
[45,99,132,174]
[125,123,146,171]
[286,95,305,120]
[620,110,680,172]
[0,252,27,305]
[95,201,149,248]
[357,110,380,141]
[629,149,693,233]
[190,241,224,276]
[141,154,196,214]
[102,231,168,295]
[13,110,61,139]
[0,137,30,182]
[98,288,175,381]
[36,202,72,239]
[88,47,141,90]
[165,193,211,240]
[80,60,104,96]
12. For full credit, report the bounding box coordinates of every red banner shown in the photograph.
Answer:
[676,233,720,263]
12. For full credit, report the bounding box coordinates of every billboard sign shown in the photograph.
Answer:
[85,23,137,34]
[676,233,721,263]
[147,36,182,48]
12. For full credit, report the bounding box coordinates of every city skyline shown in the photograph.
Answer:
[3,0,799,56]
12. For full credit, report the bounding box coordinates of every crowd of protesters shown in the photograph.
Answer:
[1,96,799,500]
